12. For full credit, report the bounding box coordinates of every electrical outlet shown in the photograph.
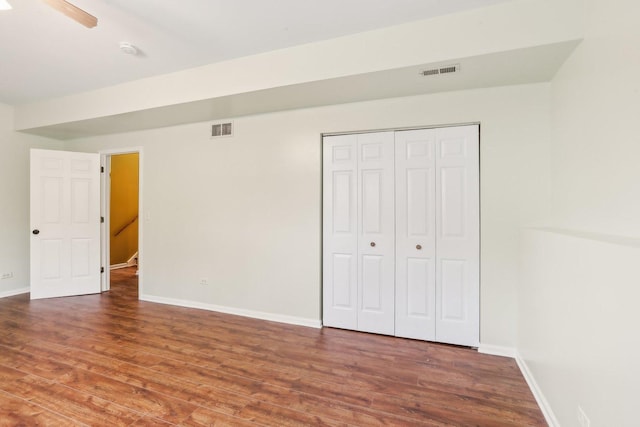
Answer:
[0,272,13,280]
[200,278,209,286]
[577,406,590,427]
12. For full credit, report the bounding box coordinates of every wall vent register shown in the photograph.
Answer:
[211,121,233,138]
[420,64,460,77]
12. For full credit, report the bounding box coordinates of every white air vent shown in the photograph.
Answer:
[420,64,460,77]
[211,121,233,138]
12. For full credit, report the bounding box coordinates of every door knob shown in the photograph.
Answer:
[416,244,422,250]
[370,242,376,247]
[32,229,40,235]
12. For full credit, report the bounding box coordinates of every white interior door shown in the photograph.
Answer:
[30,149,101,299]
[322,135,358,329]
[395,129,437,341]
[435,125,480,346]
[356,132,395,335]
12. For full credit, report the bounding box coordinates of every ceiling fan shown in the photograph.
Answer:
[43,0,97,28]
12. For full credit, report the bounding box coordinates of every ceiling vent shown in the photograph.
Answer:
[420,64,460,77]
[211,121,233,138]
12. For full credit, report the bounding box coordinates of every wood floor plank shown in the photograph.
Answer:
[129,415,177,426]
[57,368,198,424]
[236,400,352,427]
[182,407,262,427]
[0,364,30,384]
[0,267,546,426]
[0,343,75,381]
[0,389,84,426]
[7,374,142,426]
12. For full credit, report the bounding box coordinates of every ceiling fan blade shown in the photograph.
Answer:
[43,0,97,28]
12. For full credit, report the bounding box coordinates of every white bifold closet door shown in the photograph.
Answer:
[323,125,479,347]
[395,126,479,346]
[394,129,437,341]
[322,132,395,335]
[434,126,479,346]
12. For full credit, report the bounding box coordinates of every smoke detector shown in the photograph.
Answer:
[119,42,139,56]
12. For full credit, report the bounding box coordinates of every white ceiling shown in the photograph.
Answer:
[0,0,512,106]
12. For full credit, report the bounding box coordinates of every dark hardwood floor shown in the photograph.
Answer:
[0,267,545,426]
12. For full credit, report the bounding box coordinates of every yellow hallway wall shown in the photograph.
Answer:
[110,153,139,265]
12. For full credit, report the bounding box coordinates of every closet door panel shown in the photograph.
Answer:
[357,132,395,335]
[331,254,354,308]
[435,125,480,347]
[361,255,384,310]
[395,129,437,340]
[406,257,431,315]
[441,259,467,320]
[323,135,358,329]
[440,167,466,237]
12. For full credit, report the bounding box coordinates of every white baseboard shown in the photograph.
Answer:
[477,344,516,358]
[126,251,138,266]
[515,351,559,427]
[139,294,322,329]
[0,287,29,298]
[111,252,138,270]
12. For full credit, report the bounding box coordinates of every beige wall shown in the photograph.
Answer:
[68,83,552,345]
[0,104,63,296]
[110,153,139,265]
[518,0,640,425]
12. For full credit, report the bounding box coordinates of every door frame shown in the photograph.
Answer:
[100,147,143,295]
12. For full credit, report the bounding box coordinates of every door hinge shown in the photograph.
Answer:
[101,166,104,173]
[100,266,105,273]
[101,216,104,223]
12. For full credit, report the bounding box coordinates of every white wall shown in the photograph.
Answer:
[0,104,63,297]
[518,0,640,425]
[550,0,640,236]
[68,83,551,347]
[520,229,640,426]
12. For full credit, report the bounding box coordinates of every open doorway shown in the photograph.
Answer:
[109,153,139,294]
[101,148,143,295]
